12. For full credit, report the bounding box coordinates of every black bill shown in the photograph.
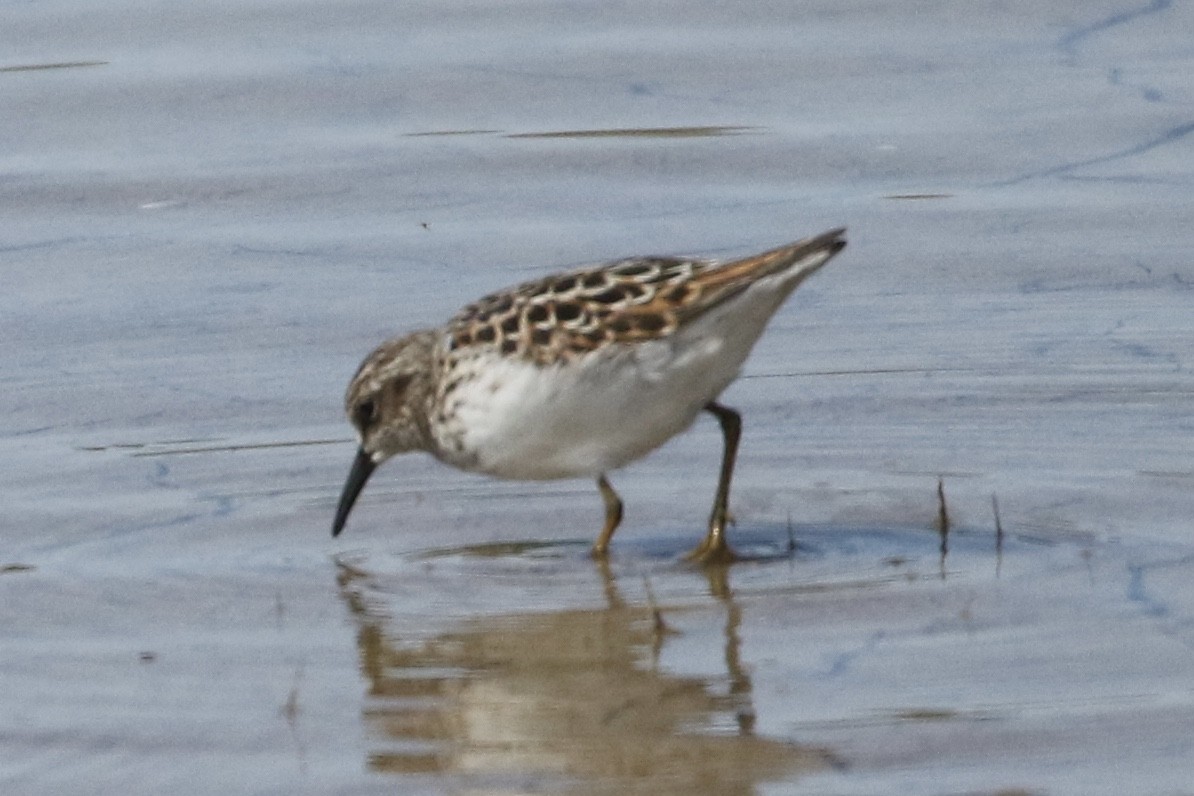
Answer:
[332,447,376,537]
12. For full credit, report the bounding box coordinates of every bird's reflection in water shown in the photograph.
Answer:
[336,554,830,794]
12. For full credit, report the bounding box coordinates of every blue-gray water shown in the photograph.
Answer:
[4,1,1194,793]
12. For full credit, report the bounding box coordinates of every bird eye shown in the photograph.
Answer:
[353,398,377,429]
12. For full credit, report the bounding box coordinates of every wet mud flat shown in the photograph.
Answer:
[5,437,1194,794]
[5,0,1194,793]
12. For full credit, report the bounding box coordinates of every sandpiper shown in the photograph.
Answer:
[332,227,846,562]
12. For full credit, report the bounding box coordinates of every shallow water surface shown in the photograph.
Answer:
[4,0,1194,793]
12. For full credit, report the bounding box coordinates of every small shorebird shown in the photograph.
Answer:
[332,227,846,562]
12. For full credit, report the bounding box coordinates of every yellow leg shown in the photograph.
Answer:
[591,474,623,558]
[686,402,741,565]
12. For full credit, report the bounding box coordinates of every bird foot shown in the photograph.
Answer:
[684,536,739,565]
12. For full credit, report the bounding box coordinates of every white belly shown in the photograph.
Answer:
[434,278,793,480]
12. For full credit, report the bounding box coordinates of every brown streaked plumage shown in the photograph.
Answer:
[332,227,847,563]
